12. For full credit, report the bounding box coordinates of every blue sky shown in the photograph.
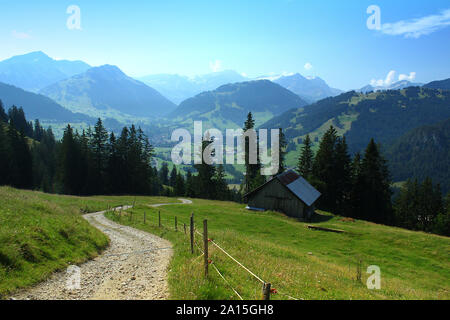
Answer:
[1,0,449,90]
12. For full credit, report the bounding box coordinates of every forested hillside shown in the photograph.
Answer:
[386,118,450,193]
[0,82,94,122]
[170,80,308,130]
[262,87,450,153]
[423,78,450,90]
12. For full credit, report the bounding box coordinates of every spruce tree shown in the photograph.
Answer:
[194,135,217,199]
[214,164,229,200]
[90,118,109,193]
[185,169,196,197]
[174,172,185,196]
[242,112,264,193]
[169,166,178,187]
[359,139,392,223]
[312,126,338,211]
[0,100,8,123]
[334,136,352,215]
[159,162,169,186]
[297,134,314,179]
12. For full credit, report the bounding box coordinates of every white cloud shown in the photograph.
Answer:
[209,60,222,72]
[398,72,416,81]
[304,62,313,70]
[370,70,417,87]
[380,9,450,38]
[12,30,31,39]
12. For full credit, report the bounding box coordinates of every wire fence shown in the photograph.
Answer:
[108,205,301,301]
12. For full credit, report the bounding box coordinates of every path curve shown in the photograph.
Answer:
[10,206,173,300]
[10,199,193,300]
[149,198,193,207]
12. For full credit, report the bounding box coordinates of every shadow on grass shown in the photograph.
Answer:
[308,212,334,223]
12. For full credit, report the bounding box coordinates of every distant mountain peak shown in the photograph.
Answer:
[86,65,126,77]
[273,73,342,103]
[40,65,176,118]
[0,51,91,92]
[358,80,423,93]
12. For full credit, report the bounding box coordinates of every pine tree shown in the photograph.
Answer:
[433,193,450,236]
[297,134,314,179]
[90,118,109,194]
[214,164,229,200]
[31,126,57,192]
[0,100,8,123]
[334,136,352,215]
[169,166,178,187]
[242,112,264,193]
[33,119,44,142]
[174,172,185,196]
[359,139,392,223]
[106,132,121,194]
[194,134,217,199]
[8,106,33,138]
[159,162,169,186]
[312,126,338,211]
[185,169,196,197]
[348,152,364,218]
[57,125,81,194]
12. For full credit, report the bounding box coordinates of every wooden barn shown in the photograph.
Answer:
[244,170,321,220]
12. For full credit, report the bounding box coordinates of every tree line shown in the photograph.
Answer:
[0,100,240,202]
[297,126,449,236]
[1,101,448,236]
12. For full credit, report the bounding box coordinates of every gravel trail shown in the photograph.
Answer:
[10,199,192,300]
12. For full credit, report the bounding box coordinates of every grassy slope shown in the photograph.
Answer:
[105,198,450,300]
[0,186,177,297]
[1,188,448,300]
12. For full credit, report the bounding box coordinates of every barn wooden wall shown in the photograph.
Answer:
[248,179,305,218]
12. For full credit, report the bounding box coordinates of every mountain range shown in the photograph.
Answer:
[140,71,342,105]
[0,81,93,123]
[0,51,91,92]
[272,73,342,103]
[40,65,177,119]
[358,80,423,93]
[423,78,450,90]
[170,80,308,130]
[139,70,248,104]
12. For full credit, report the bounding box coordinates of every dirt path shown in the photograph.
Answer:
[10,199,192,300]
[149,198,193,207]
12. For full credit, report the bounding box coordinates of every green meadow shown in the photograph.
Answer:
[1,187,448,300]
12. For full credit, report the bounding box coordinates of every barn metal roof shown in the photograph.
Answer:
[285,175,321,207]
[244,170,321,206]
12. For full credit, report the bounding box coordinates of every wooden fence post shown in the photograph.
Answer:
[356,258,362,282]
[190,213,194,254]
[203,219,209,278]
[262,283,271,300]
[159,211,161,228]
[175,216,178,232]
